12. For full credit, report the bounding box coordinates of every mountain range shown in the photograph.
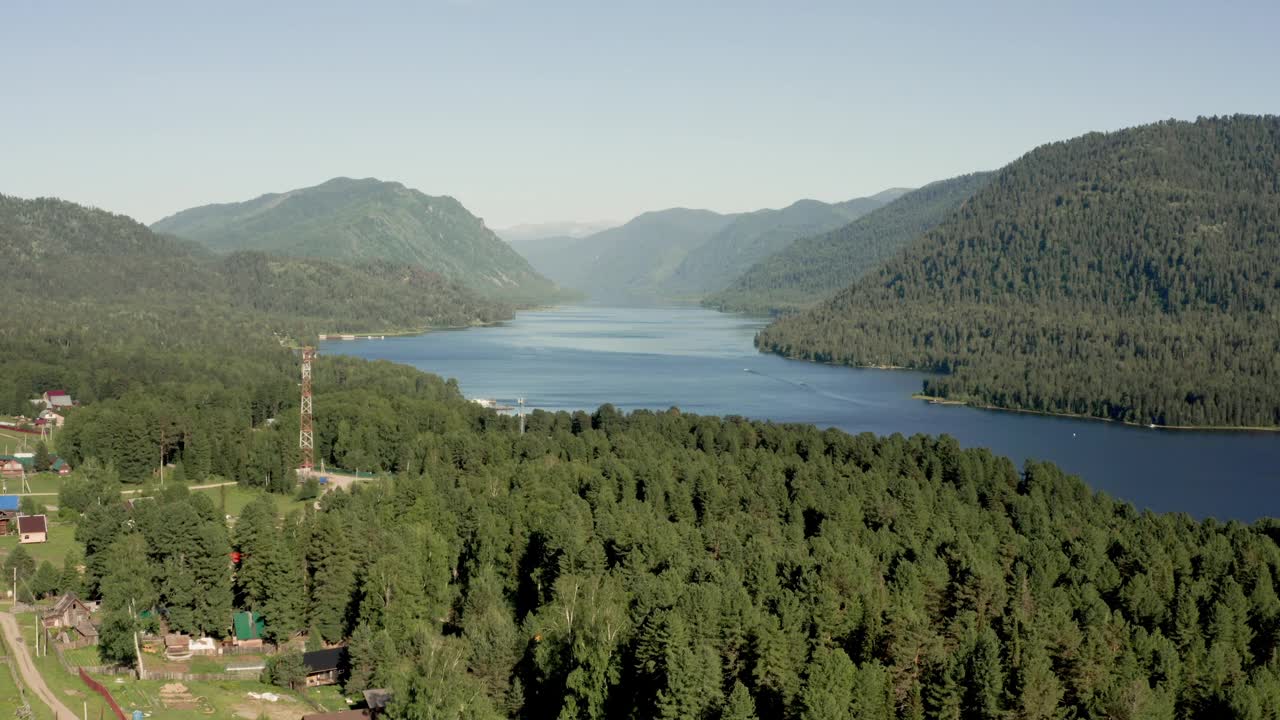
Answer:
[522,189,909,303]
[152,177,571,305]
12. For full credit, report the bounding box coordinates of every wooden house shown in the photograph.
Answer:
[43,593,93,629]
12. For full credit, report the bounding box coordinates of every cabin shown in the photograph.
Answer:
[37,409,66,428]
[43,593,93,629]
[302,646,348,687]
[18,514,47,543]
[51,457,71,476]
[0,495,18,534]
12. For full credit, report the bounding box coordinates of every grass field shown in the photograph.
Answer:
[0,518,83,570]
[192,483,310,518]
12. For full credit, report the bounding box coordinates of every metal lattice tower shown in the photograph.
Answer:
[299,346,316,474]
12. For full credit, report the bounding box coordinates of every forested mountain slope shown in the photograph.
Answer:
[706,173,993,315]
[0,194,510,340]
[151,177,571,305]
[665,191,907,297]
[757,116,1280,428]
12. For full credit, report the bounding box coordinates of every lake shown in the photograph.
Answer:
[323,305,1280,521]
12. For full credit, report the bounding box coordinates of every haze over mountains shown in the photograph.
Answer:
[495,219,617,244]
[522,189,909,303]
[152,177,572,305]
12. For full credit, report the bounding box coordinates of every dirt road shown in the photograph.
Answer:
[0,610,78,719]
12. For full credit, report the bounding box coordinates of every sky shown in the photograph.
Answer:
[2,0,1277,229]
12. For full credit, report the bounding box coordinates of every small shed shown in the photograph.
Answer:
[43,593,93,629]
[233,610,265,648]
[302,647,348,687]
[18,514,47,544]
[73,621,99,646]
[363,689,393,718]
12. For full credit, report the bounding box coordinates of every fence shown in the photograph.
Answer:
[78,668,127,720]
[50,636,132,677]
[144,668,262,682]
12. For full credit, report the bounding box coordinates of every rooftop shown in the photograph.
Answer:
[17,514,47,534]
[303,646,348,674]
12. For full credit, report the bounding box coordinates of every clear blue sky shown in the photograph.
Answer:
[3,1,1276,228]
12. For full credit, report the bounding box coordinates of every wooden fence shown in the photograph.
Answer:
[78,668,127,720]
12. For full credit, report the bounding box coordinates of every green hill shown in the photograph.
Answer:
[664,191,906,297]
[705,173,993,315]
[757,116,1280,428]
[0,194,511,334]
[151,177,572,305]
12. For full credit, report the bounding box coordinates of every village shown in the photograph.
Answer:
[0,390,388,720]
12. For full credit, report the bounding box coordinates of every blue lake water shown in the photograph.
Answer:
[323,305,1280,521]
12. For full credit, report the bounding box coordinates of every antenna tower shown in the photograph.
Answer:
[299,346,316,475]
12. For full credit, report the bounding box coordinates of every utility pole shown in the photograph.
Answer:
[299,346,316,479]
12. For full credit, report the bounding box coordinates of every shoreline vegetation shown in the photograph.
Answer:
[911,393,1280,433]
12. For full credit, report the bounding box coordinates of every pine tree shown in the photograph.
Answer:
[801,646,856,720]
[723,682,760,720]
[262,521,307,643]
[963,628,1005,720]
[33,441,51,473]
[59,550,82,597]
[190,521,232,636]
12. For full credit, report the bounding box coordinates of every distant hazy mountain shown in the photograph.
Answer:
[0,194,511,332]
[152,177,572,305]
[530,190,908,303]
[705,174,992,315]
[497,220,618,244]
[665,190,910,297]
